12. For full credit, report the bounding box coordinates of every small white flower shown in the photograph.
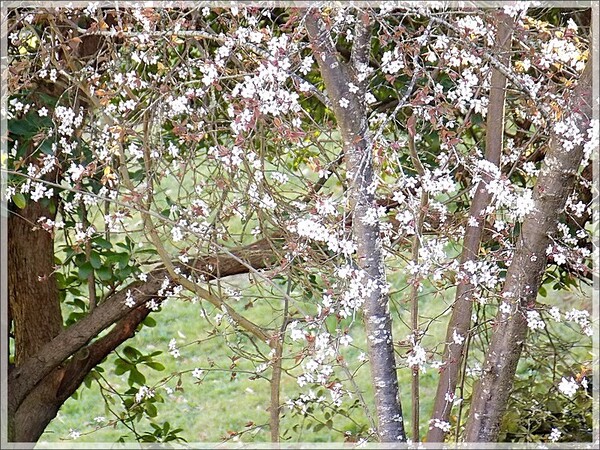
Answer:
[68,429,81,440]
[171,226,184,242]
[135,385,155,403]
[407,343,427,370]
[549,427,561,442]
[429,418,451,432]
[339,98,350,108]
[168,338,180,358]
[452,329,465,345]
[526,310,545,331]
[558,377,579,398]
[548,307,561,322]
[318,169,331,179]
[192,368,204,379]
[499,302,511,315]
[124,290,136,308]
[339,334,353,346]
[38,107,48,117]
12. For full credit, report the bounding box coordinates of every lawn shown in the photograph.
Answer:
[37,258,593,445]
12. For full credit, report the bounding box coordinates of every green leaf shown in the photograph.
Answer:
[128,368,146,386]
[145,361,165,371]
[123,346,140,361]
[114,363,128,376]
[47,198,56,215]
[73,298,86,311]
[90,251,102,269]
[142,316,157,328]
[96,266,113,281]
[9,117,37,137]
[12,192,27,209]
[78,262,93,280]
[55,272,65,287]
[68,287,81,296]
[146,403,158,418]
[538,285,547,298]
[93,237,113,249]
[39,139,54,155]
[116,266,134,281]
[75,254,87,266]
[117,253,130,270]
[136,248,158,255]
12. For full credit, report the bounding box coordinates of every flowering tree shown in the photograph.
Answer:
[3,3,597,444]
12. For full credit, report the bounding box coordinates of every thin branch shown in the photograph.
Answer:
[407,124,428,442]
[76,26,331,108]
[425,14,551,122]
[464,56,593,443]
[427,11,515,442]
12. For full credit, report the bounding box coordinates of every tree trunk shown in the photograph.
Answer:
[305,10,406,442]
[8,201,63,364]
[7,199,64,441]
[427,11,514,442]
[12,374,65,442]
[464,58,593,442]
[6,228,281,442]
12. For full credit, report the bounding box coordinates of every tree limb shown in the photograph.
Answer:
[464,57,593,442]
[8,236,280,419]
[305,9,407,442]
[427,11,515,442]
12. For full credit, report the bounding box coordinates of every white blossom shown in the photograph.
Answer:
[549,427,562,442]
[558,377,579,398]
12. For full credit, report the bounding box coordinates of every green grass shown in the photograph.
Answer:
[38,265,593,445]
[38,269,453,444]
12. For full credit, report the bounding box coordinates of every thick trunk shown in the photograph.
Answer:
[12,373,64,442]
[464,58,593,442]
[8,201,63,364]
[7,231,280,442]
[7,199,64,441]
[427,11,514,442]
[305,10,406,442]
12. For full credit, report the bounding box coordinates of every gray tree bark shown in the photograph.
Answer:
[464,58,593,442]
[305,9,406,442]
[427,11,514,442]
